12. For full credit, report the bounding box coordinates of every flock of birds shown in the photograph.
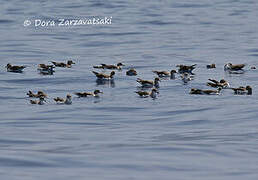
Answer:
[5,61,254,105]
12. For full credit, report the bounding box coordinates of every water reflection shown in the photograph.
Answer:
[96,79,115,87]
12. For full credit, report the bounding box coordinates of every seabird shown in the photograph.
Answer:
[206,79,230,89]
[190,87,222,95]
[135,88,159,98]
[27,91,47,98]
[152,70,177,79]
[126,68,137,76]
[6,63,27,73]
[136,77,160,88]
[30,96,46,105]
[176,64,197,74]
[231,86,252,95]
[93,62,124,70]
[74,90,103,97]
[180,72,193,83]
[92,71,115,80]
[54,94,72,104]
[51,60,75,68]
[206,64,216,69]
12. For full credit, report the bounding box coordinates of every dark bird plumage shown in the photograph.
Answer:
[93,63,124,70]
[38,64,55,74]
[30,97,46,105]
[152,70,177,79]
[27,91,47,98]
[206,64,216,69]
[92,71,115,79]
[136,77,160,88]
[51,60,75,68]
[190,87,222,95]
[224,63,245,71]
[126,68,137,76]
[54,94,72,104]
[231,86,252,95]
[176,64,197,74]
[74,90,103,97]
[206,79,230,88]
[6,63,27,73]
[135,88,159,98]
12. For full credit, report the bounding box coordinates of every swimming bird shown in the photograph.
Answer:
[51,60,75,68]
[92,71,115,80]
[180,72,193,83]
[136,77,160,88]
[206,64,216,69]
[38,64,54,69]
[189,88,202,95]
[93,62,124,70]
[126,68,137,76]
[206,79,230,89]
[190,87,222,95]
[135,88,159,98]
[176,64,197,74]
[224,63,245,71]
[152,70,170,77]
[231,86,252,95]
[30,96,46,105]
[152,70,177,79]
[74,90,103,98]
[38,64,55,74]
[54,94,72,104]
[6,63,27,73]
[27,91,47,98]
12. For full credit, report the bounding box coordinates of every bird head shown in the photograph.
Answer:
[154,77,160,82]
[94,90,103,94]
[170,70,177,74]
[110,71,115,76]
[67,60,75,65]
[117,62,125,66]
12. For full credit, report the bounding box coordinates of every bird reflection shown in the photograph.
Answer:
[96,79,115,88]
[39,71,54,76]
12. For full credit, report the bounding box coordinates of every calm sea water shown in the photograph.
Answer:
[1,0,258,179]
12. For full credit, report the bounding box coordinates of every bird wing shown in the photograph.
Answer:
[153,71,169,76]
[74,92,83,97]
[135,91,149,96]
[93,65,104,69]
[202,90,217,94]
[12,66,26,70]
[208,79,219,84]
[232,87,245,92]
[207,82,217,88]
[92,71,100,76]
[104,64,117,69]
[161,71,169,75]
[191,64,197,68]
[38,64,46,68]
[51,61,57,65]
[231,64,245,70]
[137,78,153,84]
[54,97,64,102]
